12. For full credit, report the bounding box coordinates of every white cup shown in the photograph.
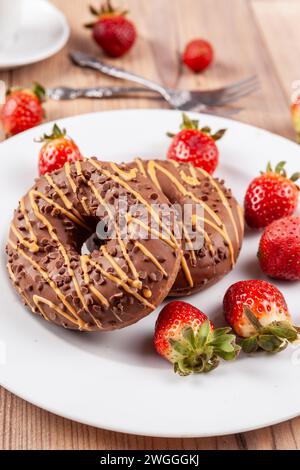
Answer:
[0,0,23,50]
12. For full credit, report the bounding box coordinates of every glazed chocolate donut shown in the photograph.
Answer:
[6,158,182,331]
[131,159,244,296]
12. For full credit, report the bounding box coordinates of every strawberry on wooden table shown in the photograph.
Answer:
[223,280,299,353]
[154,300,240,376]
[85,1,136,58]
[258,216,300,281]
[244,161,299,229]
[37,124,83,176]
[0,83,45,137]
[167,113,226,174]
[183,39,214,73]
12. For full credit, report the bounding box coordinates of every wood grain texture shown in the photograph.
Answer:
[0,0,299,450]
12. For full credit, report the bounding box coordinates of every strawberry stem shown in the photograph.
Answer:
[169,321,240,376]
[32,82,46,102]
[166,112,226,141]
[242,304,299,354]
[85,1,128,27]
[35,123,67,143]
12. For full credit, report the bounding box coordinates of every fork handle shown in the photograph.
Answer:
[75,56,170,100]
[71,87,159,99]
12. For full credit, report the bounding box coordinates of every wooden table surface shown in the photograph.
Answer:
[1,0,300,450]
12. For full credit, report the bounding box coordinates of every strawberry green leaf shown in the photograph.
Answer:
[290,172,300,182]
[264,321,299,342]
[182,325,196,349]
[180,113,199,131]
[169,338,191,356]
[257,334,286,353]
[266,161,273,173]
[33,82,46,102]
[211,128,227,141]
[241,336,259,353]
[275,161,287,175]
[195,320,210,349]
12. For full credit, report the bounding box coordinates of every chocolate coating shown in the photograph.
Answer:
[130,159,244,296]
[6,159,181,331]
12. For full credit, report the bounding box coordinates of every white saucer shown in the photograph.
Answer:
[0,0,70,70]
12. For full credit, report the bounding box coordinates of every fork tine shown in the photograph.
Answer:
[214,82,259,106]
[218,75,258,94]
[194,106,244,117]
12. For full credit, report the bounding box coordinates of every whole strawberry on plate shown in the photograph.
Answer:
[244,161,299,228]
[167,113,226,174]
[1,83,45,137]
[258,216,300,281]
[37,124,83,176]
[85,1,137,58]
[183,38,214,73]
[154,300,240,376]
[223,280,299,353]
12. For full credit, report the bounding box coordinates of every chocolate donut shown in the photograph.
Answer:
[6,159,182,331]
[131,159,244,296]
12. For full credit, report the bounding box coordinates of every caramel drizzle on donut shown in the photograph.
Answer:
[237,205,245,234]
[7,262,36,312]
[32,190,89,230]
[29,191,91,314]
[133,240,168,277]
[134,158,147,177]
[44,173,86,224]
[32,294,89,327]
[145,161,235,266]
[7,239,87,329]
[190,165,241,245]
[110,163,138,181]
[127,215,176,249]
[82,169,140,283]
[83,255,155,310]
[20,197,39,251]
[101,245,141,289]
[89,159,180,248]
[10,223,39,253]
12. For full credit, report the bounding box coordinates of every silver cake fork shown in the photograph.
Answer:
[70,50,259,111]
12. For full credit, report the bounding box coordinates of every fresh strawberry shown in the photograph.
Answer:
[154,300,239,376]
[183,39,213,73]
[85,1,136,58]
[167,113,226,174]
[223,280,299,353]
[258,216,300,281]
[0,83,45,137]
[291,97,300,143]
[244,161,299,229]
[37,124,83,176]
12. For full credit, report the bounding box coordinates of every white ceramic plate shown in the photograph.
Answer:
[0,0,69,70]
[1,109,300,438]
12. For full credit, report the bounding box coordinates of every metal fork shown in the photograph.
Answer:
[70,50,259,111]
[45,86,242,117]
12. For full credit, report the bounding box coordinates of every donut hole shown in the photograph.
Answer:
[80,216,114,255]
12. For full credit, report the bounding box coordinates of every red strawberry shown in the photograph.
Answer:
[167,113,226,174]
[37,124,83,176]
[223,280,299,353]
[291,97,300,143]
[154,300,240,376]
[0,83,45,137]
[85,1,136,58]
[183,39,213,73]
[258,216,300,281]
[244,161,299,229]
